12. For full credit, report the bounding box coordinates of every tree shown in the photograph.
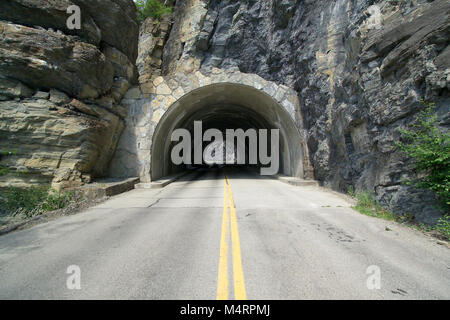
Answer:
[135,0,172,23]
[396,101,450,211]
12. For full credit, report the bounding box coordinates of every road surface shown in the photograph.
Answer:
[0,168,449,299]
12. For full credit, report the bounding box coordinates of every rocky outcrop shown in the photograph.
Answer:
[133,0,448,223]
[0,0,139,61]
[0,22,114,99]
[71,0,139,61]
[0,0,102,46]
[1,0,448,223]
[137,15,173,85]
[0,0,138,190]
[0,92,123,189]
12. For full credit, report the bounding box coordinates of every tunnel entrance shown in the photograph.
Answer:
[151,83,305,181]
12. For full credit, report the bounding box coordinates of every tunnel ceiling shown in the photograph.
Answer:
[180,104,272,133]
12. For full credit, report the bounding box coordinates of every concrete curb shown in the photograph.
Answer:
[242,166,320,187]
[274,175,320,187]
[135,170,194,189]
[80,177,140,199]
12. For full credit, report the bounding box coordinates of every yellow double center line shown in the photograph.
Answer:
[217,174,247,300]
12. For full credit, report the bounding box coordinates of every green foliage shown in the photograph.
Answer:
[135,0,172,23]
[14,168,32,176]
[0,149,17,157]
[0,186,75,218]
[0,166,10,176]
[353,191,409,222]
[0,150,16,176]
[351,190,449,240]
[395,101,450,211]
[347,185,355,197]
[436,215,450,239]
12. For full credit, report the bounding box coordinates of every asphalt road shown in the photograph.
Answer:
[0,168,449,299]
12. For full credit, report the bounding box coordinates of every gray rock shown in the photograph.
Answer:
[49,89,70,105]
[0,98,124,189]
[0,78,33,99]
[157,0,449,222]
[72,0,139,61]
[0,21,114,99]
[0,0,102,46]
[33,91,50,100]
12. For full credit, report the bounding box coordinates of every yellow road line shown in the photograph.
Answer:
[226,175,247,300]
[216,179,229,300]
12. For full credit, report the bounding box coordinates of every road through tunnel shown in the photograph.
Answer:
[151,83,306,181]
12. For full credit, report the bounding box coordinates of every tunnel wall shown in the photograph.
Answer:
[110,68,314,182]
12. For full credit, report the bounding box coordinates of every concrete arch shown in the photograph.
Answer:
[151,82,305,181]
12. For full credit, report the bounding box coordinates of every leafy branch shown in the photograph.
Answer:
[135,0,173,23]
[395,101,449,211]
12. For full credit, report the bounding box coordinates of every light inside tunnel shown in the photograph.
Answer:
[151,83,305,180]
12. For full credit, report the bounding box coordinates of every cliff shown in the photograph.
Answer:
[147,0,449,223]
[0,0,448,223]
[0,0,139,190]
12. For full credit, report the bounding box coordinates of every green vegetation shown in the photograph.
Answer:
[0,167,36,177]
[347,185,355,197]
[353,191,412,222]
[350,102,450,240]
[135,0,173,23]
[0,166,10,176]
[0,149,17,176]
[436,215,450,239]
[350,190,449,241]
[14,168,32,176]
[0,186,75,218]
[0,149,17,157]
[395,101,449,211]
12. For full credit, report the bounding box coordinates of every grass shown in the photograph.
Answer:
[0,149,17,157]
[0,185,76,218]
[351,190,449,241]
[0,166,10,176]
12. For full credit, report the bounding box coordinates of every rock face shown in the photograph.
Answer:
[0,0,138,190]
[113,0,448,223]
[166,0,448,223]
[1,0,448,223]
[0,0,102,46]
[0,22,114,99]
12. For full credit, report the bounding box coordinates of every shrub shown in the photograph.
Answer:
[0,186,75,218]
[135,0,172,23]
[436,215,450,239]
[395,101,450,211]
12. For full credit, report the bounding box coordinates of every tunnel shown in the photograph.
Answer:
[150,83,305,180]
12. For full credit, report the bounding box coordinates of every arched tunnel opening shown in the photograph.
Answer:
[151,83,305,181]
